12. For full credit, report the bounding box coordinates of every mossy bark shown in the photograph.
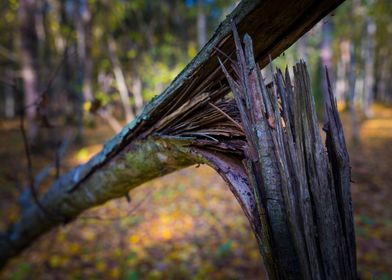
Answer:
[0,137,201,267]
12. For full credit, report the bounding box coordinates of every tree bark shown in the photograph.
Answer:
[0,0,346,271]
[219,29,356,279]
[0,136,198,268]
[19,0,40,139]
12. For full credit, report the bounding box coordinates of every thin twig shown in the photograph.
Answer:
[213,46,236,64]
[16,80,59,219]
[54,136,61,179]
[80,189,153,222]
[19,95,50,216]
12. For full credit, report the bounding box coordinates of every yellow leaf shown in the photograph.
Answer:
[70,243,81,254]
[83,101,91,112]
[49,255,61,268]
[129,234,140,244]
[161,228,172,240]
[110,267,121,279]
[76,148,90,162]
[96,261,106,272]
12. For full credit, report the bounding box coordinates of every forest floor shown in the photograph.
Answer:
[0,104,391,280]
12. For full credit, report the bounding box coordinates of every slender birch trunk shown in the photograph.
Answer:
[197,0,207,51]
[108,37,135,122]
[362,16,375,118]
[131,74,144,115]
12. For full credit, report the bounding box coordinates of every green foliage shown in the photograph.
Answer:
[0,0,237,121]
[125,270,139,280]
[9,263,30,280]
[215,240,233,257]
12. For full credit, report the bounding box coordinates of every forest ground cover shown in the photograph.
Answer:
[0,104,391,279]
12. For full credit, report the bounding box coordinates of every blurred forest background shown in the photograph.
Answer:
[0,0,391,279]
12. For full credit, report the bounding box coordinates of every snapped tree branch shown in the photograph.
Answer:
[0,0,346,273]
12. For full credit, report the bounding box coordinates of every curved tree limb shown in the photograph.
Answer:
[0,137,199,267]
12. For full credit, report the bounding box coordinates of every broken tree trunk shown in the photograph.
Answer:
[218,29,356,279]
[0,0,348,274]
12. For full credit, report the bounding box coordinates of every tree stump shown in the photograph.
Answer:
[214,26,357,279]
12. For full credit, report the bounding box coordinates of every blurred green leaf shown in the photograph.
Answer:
[10,262,30,280]
[125,269,139,280]
[215,240,232,257]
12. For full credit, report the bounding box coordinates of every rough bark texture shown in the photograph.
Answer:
[218,29,356,279]
[0,138,198,267]
[0,0,346,272]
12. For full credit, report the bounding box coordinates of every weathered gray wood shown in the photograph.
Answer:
[0,0,345,271]
[324,69,357,278]
[219,29,356,279]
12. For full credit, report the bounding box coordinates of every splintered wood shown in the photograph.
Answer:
[0,0,347,270]
[216,26,357,279]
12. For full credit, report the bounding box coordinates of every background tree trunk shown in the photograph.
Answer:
[336,39,348,103]
[297,34,308,62]
[19,0,40,139]
[130,74,144,115]
[108,37,134,122]
[4,70,15,118]
[362,15,375,118]
[347,0,360,144]
[319,16,332,112]
[347,40,359,144]
[197,0,207,51]
[74,0,93,141]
